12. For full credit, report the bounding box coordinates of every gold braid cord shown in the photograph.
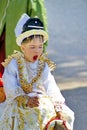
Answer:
[17,56,44,94]
[2,51,56,94]
[14,95,29,108]
[1,50,23,67]
[39,53,56,71]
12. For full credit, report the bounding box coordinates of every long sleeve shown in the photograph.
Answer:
[43,63,65,111]
[2,59,24,103]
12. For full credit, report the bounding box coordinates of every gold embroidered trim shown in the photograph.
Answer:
[39,53,56,71]
[15,95,29,108]
[16,29,48,46]
[2,51,56,71]
[1,50,23,67]
[17,57,44,94]
[2,51,56,94]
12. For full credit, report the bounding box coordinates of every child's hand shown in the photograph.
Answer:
[27,96,39,108]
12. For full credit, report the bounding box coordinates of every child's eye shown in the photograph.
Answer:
[30,47,35,49]
[39,46,43,49]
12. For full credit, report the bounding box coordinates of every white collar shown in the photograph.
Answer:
[25,60,38,70]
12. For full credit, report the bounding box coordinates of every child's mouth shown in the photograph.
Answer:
[33,55,38,61]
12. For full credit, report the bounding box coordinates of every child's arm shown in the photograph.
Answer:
[2,59,25,103]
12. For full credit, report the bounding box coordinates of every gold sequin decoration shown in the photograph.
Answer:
[2,51,56,94]
[17,56,44,94]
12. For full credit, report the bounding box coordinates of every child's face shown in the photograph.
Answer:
[21,36,43,62]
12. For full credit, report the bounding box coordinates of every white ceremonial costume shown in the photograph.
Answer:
[0,52,74,130]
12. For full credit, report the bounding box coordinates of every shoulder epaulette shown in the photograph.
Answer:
[39,53,56,71]
[1,50,23,67]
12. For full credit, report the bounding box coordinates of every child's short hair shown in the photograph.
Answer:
[22,35,44,44]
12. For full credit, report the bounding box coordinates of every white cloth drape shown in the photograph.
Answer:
[0,59,74,130]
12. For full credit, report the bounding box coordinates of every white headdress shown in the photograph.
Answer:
[14,13,48,46]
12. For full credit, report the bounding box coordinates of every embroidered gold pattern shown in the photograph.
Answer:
[2,51,56,94]
[17,57,44,94]
[39,53,56,71]
[15,95,29,107]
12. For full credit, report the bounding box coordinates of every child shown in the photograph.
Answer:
[0,14,74,130]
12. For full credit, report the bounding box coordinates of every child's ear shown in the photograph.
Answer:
[20,45,25,53]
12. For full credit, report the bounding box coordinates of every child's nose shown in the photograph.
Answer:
[35,48,40,53]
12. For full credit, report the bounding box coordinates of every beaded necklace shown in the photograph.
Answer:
[17,56,44,94]
[2,51,56,94]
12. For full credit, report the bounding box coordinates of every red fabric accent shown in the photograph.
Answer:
[45,117,60,130]
[45,116,69,130]
[0,73,3,87]
[0,27,6,87]
[62,121,69,130]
